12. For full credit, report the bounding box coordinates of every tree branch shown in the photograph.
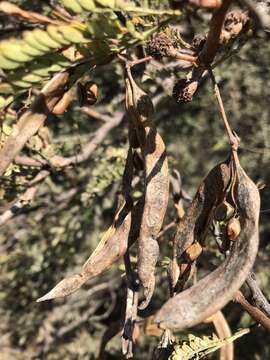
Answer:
[204,311,233,360]
[246,272,270,317]
[233,291,270,331]
[0,71,69,177]
[0,1,59,24]
[0,169,49,227]
[199,0,233,65]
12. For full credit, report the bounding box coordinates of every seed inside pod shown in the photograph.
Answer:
[179,263,189,275]
[185,242,203,262]
[227,217,241,241]
[52,91,73,115]
[77,81,98,106]
[214,201,235,221]
[168,258,180,289]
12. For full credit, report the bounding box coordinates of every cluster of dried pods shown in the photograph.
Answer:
[37,61,261,357]
[155,149,260,330]
[37,64,170,308]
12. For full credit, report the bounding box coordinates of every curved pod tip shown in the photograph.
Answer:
[36,273,85,302]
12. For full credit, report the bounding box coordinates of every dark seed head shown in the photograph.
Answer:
[147,33,173,59]
[191,34,207,52]
[173,79,198,103]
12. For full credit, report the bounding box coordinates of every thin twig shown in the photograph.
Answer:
[0,169,49,227]
[0,1,59,24]
[260,209,270,214]
[233,290,270,331]
[199,0,233,65]
[204,311,233,360]
[13,111,124,169]
[246,272,270,317]
[74,107,111,122]
[122,250,139,359]
[14,155,47,168]
[157,221,176,240]
[1,111,123,227]
[209,69,239,151]
[0,71,70,177]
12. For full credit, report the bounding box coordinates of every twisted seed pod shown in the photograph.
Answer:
[155,152,260,330]
[125,68,169,309]
[176,158,231,259]
[37,148,143,302]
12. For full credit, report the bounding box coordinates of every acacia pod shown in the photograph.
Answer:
[36,149,143,302]
[214,201,235,221]
[175,158,231,259]
[52,90,73,114]
[227,217,241,241]
[155,153,260,330]
[125,68,170,309]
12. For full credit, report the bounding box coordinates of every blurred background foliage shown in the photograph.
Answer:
[0,0,269,359]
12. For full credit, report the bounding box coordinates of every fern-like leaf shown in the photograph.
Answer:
[169,328,250,360]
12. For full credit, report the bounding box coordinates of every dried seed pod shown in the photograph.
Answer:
[214,201,235,221]
[125,67,170,309]
[52,90,73,115]
[77,81,98,106]
[227,217,241,241]
[155,152,260,330]
[189,0,222,8]
[175,158,231,260]
[36,148,143,301]
[185,242,203,262]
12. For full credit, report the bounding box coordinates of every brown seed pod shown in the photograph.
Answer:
[227,217,241,240]
[52,90,73,115]
[125,67,170,309]
[77,81,98,106]
[214,201,235,221]
[155,152,260,331]
[175,158,231,260]
[36,148,144,302]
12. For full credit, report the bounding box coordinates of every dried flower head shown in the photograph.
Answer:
[147,33,173,59]
[191,34,207,52]
[173,79,198,103]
